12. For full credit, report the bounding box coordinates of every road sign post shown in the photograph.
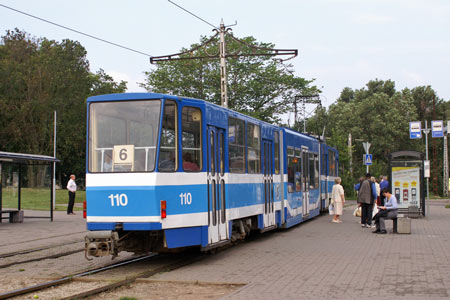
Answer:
[362,142,371,173]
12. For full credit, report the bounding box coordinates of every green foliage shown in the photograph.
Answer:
[142,34,318,124]
[2,188,85,210]
[309,79,448,195]
[0,29,127,186]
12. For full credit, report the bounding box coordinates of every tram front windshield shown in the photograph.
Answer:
[89,100,161,172]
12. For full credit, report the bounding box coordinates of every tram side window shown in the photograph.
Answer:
[295,149,302,192]
[309,153,315,189]
[182,106,202,172]
[321,152,327,175]
[287,147,301,193]
[314,154,319,189]
[228,117,245,173]
[274,131,280,174]
[247,123,261,174]
[159,100,177,172]
[328,150,336,177]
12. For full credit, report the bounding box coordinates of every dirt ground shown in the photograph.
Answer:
[89,280,243,300]
[8,278,242,300]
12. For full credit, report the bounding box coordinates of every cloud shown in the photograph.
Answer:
[402,70,425,86]
[352,13,394,25]
[106,70,147,92]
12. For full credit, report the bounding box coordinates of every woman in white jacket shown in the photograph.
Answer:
[331,177,345,223]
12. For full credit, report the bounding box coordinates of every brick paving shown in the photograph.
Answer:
[153,200,450,299]
[2,200,450,299]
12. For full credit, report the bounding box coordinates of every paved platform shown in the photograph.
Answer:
[0,210,87,255]
[154,200,450,299]
[2,200,450,299]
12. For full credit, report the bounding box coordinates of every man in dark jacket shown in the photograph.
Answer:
[379,176,389,206]
[356,173,377,228]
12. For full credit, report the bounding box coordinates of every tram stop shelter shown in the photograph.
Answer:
[0,151,59,222]
[388,150,426,217]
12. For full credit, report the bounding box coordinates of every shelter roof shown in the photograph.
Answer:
[0,151,60,164]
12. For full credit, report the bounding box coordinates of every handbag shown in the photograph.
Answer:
[329,203,335,215]
[353,207,361,217]
[372,204,379,217]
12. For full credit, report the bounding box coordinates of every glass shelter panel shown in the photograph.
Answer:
[391,161,422,208]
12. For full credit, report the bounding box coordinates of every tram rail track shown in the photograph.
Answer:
[0,248,84,269]
[0,253,159,299]
[60,254,204,300]
[0,240,83,259]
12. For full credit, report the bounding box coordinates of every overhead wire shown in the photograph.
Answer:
[167,0,218,30]
[0,3,153,57]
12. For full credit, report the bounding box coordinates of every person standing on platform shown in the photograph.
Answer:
[372,176,380,205]
[67,174,77,215]
[356,173,377,228]
[331,177,345,223]
[379,176,389,206]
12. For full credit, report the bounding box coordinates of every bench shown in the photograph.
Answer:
[391,216,412,234]
[392,217,397,233]
[0,210,24,223]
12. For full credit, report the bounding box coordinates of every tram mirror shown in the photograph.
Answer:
[191,110,201,121]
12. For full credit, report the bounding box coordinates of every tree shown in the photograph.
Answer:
[141,35,318,124]
[0,28,127,187]
[320,79,419,182]
[311,79,449,196]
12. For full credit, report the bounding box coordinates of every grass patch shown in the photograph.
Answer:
[1,188,85,211]
[445,204,450,209]
[119,297,138,300]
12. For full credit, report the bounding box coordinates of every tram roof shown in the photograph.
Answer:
[0,151,60,164]
[87,93,180,102]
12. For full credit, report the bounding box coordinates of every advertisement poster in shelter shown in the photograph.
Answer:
[392,166,421,208]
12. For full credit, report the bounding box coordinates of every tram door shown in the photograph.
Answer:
[263,139,275,227]
[301,148,310,216]
[207,126,228,244]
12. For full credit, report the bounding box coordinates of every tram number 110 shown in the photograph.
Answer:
[109,193,128,207]
[180,192,192,205]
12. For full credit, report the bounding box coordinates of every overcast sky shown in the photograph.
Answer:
[1,0,449,120]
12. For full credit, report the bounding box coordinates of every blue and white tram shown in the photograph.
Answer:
[84,93,338,258]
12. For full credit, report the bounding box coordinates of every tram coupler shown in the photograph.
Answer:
[84,230,119,260]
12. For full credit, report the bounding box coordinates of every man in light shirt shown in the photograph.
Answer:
[66,174,77,215]
[373,188,398,234]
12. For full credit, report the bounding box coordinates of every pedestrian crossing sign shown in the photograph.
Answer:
[364,154,372,165]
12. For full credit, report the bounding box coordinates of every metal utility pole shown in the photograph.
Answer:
[444,121,449,196]
[150,20,298,108]
[362,142,371,173]
[348,133,353,176]
[423,122,430,217]
[218,21,228,108]
[53,111,56,212]
[294,95,321,133]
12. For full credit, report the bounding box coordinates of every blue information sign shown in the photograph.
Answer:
[364,154,372,165]
[432,120,444,138]
[409,121,422,139]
